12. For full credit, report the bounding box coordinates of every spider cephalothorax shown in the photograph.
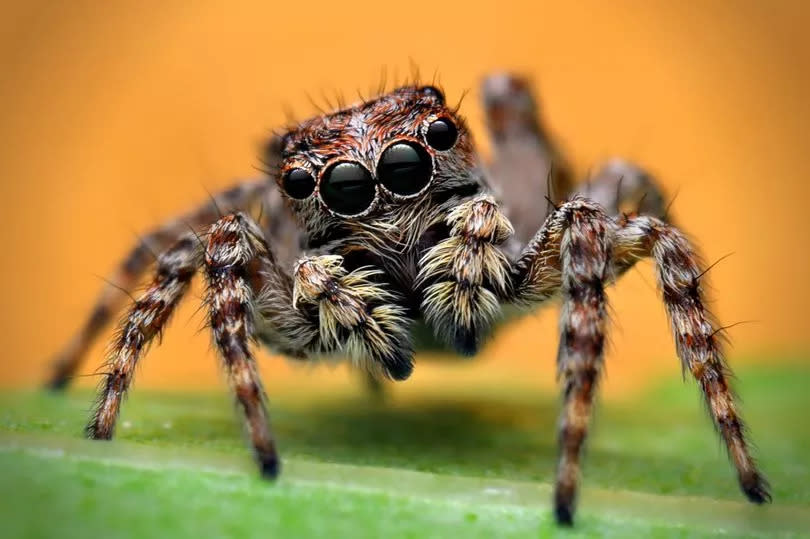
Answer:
[276,85,502,369]
[46,73,771,526]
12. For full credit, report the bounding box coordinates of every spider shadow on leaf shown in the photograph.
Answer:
[137,390,561,479]
[277,394,562,476]
[199,391,750,498]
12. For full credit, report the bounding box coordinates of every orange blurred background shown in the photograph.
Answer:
[1,1,808,397]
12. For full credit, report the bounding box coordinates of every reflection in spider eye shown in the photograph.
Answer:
[320,162,376,215]
[426,118,458,151]
[377,142,432,196]
[282,168,315,199]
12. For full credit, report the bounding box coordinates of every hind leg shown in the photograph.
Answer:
[481,73,574,244]
[612,214,771,503]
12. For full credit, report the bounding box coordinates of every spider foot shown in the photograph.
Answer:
[553,482,576,526]
[741,471,772,504]
[258,449,281,480]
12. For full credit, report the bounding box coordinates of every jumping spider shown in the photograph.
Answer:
[46,73,770,525]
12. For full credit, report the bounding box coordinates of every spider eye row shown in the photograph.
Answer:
[281,117,458,216]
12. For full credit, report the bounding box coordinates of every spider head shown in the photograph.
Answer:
[273,86,483,236]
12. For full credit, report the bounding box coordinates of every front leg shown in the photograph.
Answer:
[292,256,414,380]
[418,195,513,355]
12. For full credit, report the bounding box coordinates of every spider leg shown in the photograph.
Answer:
[511,198,612,525]
[203,213,282,477]
[46,179,270,390]
[509,197,770,524]
[418,195,513,355]
[481,73,573,244]
[292,255,413,380]
[613,214,771,504]
[572,159,667,219]
[87,234,202,439]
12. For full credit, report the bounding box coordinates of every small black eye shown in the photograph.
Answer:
[425,118,458,151]
[378,142,432,196]
[282,168,315,199]
[320,162,376,215]
[420,85,445,103]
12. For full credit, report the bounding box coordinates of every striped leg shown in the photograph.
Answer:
[86,234,201,439]
[614,215,771,504]
[89,210,326,478]
[552,203,613,525]
[510,198,770,524]
[47,179,269,389]
[204,214,280,477]
[511,199,613,525]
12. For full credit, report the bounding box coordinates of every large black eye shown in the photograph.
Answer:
[426,118,458,151]
[377,142,432,196]
[320,162,376,215]
[282,168,315,199]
